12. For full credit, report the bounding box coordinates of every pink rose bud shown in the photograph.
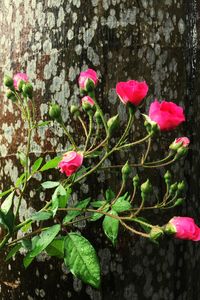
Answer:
[78,69,98,91]
[58,151,83,177]
[169,137,190,151]
[13,73,29,91]
[116,80,148,106]
[168,217,200,241]
[149,100,185,131]
[81,96,95,107]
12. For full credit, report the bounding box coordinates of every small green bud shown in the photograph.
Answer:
[169,182,178,195]
[18,80,25,92]
[70,105,79,116]
[122,161,132,182]
[141,179,152,194]
[164,171,172,184]
[49,104,62,123]
[6,90,17,102]
[150,226,164,241]
[174,198,184,207]
[94,111,101,124]
[22,83,33,98]
[175,147,188,159]
[3,75,13,88]
[133,174,139,188]
[107,114,119,137]
[177,181,185,191]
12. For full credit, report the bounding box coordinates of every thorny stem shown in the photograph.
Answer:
[78,116,88,137]
[60,122,78,151]
[84,113,93,152]
[115,106,134,148]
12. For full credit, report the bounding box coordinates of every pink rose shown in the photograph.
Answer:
[58,151,83,176]
[116,80,148,106]
[13,73,29,90]
[149,100,185,131]
[78,69,98,90]
[81,96,95,107]
[169,217,200,241]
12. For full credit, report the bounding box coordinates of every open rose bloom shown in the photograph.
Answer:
[116,80,148,106]
[78,69,98,90]
[169,217,200,241]
[149,100,185,131]
[58,151,83,176]
[13,72,29,90]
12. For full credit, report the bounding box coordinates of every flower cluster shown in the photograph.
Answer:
[1,67,198,290]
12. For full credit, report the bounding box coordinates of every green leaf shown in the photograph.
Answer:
[40,156,62,172]
[31,157,43,173]
[0,210,14,233]
[105,188,115,202]
[34,121,51,128]
[91,201,107,208]
[15,173,26,188]
[21,221,32,233]
[31,211,53,221]
[1,191,15,215]
[5,244,22,261]
[64,233,101,288]
[62,198,90,224]
[50,185,71,217]
[41,181,60,189]
[17,151,27,167]
[0,188,14,198]
[103,210,119,245]
[46,238,65,259]
[90,205,109,222]
[112,196,131,213]
[23,224,61,268]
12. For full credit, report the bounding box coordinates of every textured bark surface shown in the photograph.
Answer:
[0,0,200,299]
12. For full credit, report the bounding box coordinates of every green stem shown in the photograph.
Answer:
[111,181,125,205]
[88,91,108,137]
[117,132,153,150]
[141,137,151,164]
[78,116,88,137]
[84,113,93,152]
[115,106,134,148]
[145,153,174,165]
[60,122,77,150]
[119,220,149,238]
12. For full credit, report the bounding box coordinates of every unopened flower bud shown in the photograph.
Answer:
[141,179,152,200]
[175,147,188,159]
[94,111,101,124]
[133,174,139,188]
[49,104,62,123]
[169,182,178,196]
[82,100,93,112]
[122,161,132,182]
[164,171,172,184]
[70,105,79,116]
[174,198,184,207]
[107,114,119,137]
[22,83,33,98]
[150,226,164,241]
[177,181,185,191]
[142,114,158,134]
[3,75,13,88]
[6,90,17,102]
[170,137,190,151]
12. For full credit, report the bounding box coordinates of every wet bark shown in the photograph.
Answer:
[0,0,200,299]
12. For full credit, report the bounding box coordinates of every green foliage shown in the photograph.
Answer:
[62,198,90,224]
[40,156,62,172]
[102,210,119,245]
[46,238,65,259]
[64,233,101,288]
[112,193,131,213]
[31,157,43,173]
[41,181,60,189]
[5,244,22,261]
[23,224,61,268]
